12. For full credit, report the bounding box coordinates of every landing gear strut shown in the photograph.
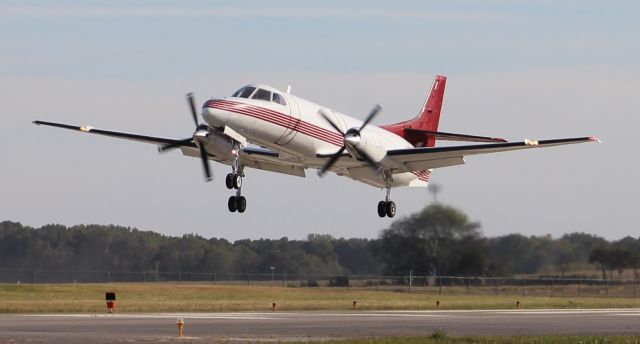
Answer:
[377,175,396,218]
[226,155,247,213]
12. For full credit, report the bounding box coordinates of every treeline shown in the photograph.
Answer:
[1,204,638,279]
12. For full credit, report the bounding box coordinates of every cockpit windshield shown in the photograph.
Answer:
[252,88,271,101]
[232,86,256,98]
[231,86,287,106]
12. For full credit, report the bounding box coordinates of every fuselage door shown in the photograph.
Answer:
[275,93,300,146]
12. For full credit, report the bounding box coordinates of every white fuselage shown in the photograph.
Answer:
[202,84,427,188]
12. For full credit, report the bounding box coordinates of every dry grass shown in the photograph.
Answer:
[312,335,640,344]
[1,283,640,313]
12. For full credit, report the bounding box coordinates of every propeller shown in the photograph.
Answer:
[317,105,382,177]
[158,93,213,181]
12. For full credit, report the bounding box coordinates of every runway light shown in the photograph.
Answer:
[436,300,440,310]
[272,302,277,311]
[352,301,357,309]
[177,318,184,337]
[516,300,521,308]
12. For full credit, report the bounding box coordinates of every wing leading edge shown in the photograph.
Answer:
[387,137,599,172]
[33,120,197,148]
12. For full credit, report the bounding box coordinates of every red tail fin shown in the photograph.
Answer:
[381,75,447,147]
[417,75,446,132]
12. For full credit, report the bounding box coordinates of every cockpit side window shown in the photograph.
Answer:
[272,93,287,106]
[237,87,256,98]
[252,88,271,101]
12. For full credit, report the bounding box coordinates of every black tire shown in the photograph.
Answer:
[225,174,233,189]
[233,174,242,189]
[377,201,387,218]
[386,201,396,218]
[237,196,247,213]
[228,196,237,212]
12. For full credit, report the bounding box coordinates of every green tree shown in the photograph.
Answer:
[375,204,483,277]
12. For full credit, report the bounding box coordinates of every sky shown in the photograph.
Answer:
[1,1,638,241]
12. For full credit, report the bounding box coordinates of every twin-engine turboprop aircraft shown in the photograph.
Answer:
[34,75,598,217]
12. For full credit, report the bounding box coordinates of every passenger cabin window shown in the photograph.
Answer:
[235,86,256,98]
[272,93,287,106]
[252,88,271,101]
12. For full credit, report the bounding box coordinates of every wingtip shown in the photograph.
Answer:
[589,136,602,143]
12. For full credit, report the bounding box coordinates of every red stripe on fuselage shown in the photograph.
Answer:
[206,100,343,146]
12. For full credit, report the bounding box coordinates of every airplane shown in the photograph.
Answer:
[34,75,598,218]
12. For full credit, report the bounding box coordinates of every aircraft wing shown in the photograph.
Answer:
[240,147,306,177]
[33,120,196,148]
[387,137,598,173]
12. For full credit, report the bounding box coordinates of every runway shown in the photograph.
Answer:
[1,309,640,343]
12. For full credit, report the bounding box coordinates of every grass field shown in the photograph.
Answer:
[1,283,640,313]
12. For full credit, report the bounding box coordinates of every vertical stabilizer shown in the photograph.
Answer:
[417,75,446,133]
[380,74,447,147]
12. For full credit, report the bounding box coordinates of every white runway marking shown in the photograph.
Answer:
[20,308,640,320]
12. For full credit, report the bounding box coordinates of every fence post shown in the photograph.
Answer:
[605,278,609,296]
[213,273,216,285]
[495,278,499,295]
[634,280,637,299]
[438,276,442,294]
[33,270,36,284]
[247,273,251,285]
[282,272,286,287]
[551,278,554,297]
[577,278,581,297]
[72,271,76,284]
[466,278,470,294]
[107,271,110,284]
[408,270,412,294]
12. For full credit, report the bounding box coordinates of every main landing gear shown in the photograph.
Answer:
[226,158,247,213]
[377,183,396,218]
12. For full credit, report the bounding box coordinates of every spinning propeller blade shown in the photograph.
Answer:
[317,105,382,177]
[158,93,212,181]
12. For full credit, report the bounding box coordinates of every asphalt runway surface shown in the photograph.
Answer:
[1,309,640,343]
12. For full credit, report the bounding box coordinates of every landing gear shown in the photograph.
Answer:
[377,201,386,217]
[228,195,246,213]
[226,156,247,213]
[386,200,396,218]
[225,173,242,189]
[377,200,396,218]
[377,176,396,218]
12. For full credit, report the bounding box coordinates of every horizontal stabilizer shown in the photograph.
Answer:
[404,128,507,144]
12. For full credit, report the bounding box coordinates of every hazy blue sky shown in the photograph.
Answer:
[1,1,638,240]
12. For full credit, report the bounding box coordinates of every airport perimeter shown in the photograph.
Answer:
[2,269,639,299]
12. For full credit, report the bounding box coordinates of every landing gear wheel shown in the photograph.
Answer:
[232,174,242,189]
[377,201,387,218]
[228,196,237,212]
[386,201,396,218]
[237,196,247,213]
[225,174,234,189]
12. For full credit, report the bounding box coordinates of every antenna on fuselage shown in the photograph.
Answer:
[286,85,292,94]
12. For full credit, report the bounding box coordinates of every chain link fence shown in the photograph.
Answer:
[1,269,638,298]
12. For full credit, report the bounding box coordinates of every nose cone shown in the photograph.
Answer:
[202,99,229,127]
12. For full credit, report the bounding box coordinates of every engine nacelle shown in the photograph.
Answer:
[181,129,238,162]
